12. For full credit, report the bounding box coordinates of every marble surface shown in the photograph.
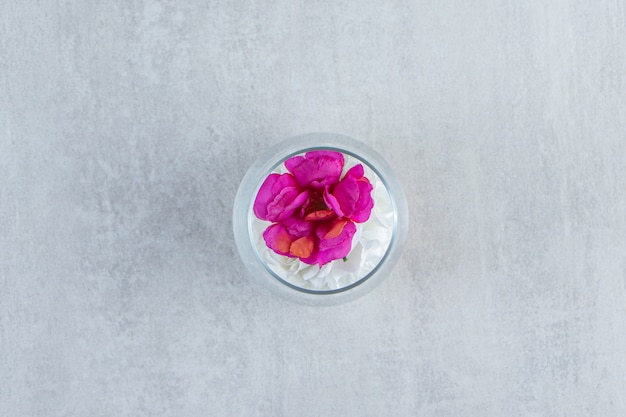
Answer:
[2,1,625,416]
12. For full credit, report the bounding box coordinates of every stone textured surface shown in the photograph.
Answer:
[2,1,625,416]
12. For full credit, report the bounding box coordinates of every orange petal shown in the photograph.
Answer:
[289,236,315,258]
[305,209,336,221]
[273,232,292,253]
[324,219,348,239]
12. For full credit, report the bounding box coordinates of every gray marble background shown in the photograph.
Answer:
[2,1,625,416]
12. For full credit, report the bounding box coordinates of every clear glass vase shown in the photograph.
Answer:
[233,133,408,305]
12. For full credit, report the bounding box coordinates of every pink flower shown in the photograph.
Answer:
[324,164,374,223]
[285,151,344,189]
[253,173,308,222]
[254,151,375,269]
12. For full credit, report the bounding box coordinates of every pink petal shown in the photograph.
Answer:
[327,164,374,223]
[323,186,344,217]
[284,155,304,176]
[281,217,313,238]
[345,163,364,179]
[265,187,296,219]
[253,173,280,220]
[314,219,356,266]
[307,150,345,160]
[253,173,308,222]
[263,223,296,257]
[264,218,320,264]
[330,175,359,215]
[276,190,309,221]
[284,151,344,189]
[350,179,374,222]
